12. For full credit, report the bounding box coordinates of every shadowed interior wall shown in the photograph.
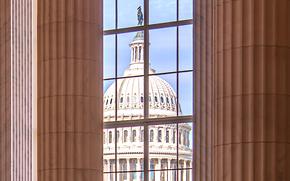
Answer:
[213,0,290,180]
[0,0,33,180]
[37,0,103,180]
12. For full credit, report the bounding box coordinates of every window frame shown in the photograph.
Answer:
[103,0,195,180]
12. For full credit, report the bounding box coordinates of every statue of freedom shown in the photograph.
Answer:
[137,6,143,25]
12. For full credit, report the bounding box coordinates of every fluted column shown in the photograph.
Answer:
[0,0,34,180]
[194,0,214,180]
[214,0,290,181]
[37,0,103,180]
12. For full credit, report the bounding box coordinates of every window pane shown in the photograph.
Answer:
[149,27,177,74]
[104,80,116,122]
[117,172,144,181]
[179,72,193,116]
[104,0,115,30]
[117,126,144,172]
[149,0,177,24]
[117,77,144,121]
[104,35,116,79]
[104,173,116,181]
[118,31,144,77]
[149,74,177,118]
[150,170,179,181]
[178,123,193,169]
[179,25,193,71]
[118,1,144,28]
[104,128,116,173]
[179,0,193,20]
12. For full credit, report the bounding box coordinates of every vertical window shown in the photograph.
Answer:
[158,129,162,142]
[150,130,154,142]
[132,130,137,142]
[103,0,194,180]
[124,130,128,142]
[166,130,170,143]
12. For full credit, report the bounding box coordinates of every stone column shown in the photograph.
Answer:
[0,0,35,180]
[137,158,141,180]
[194,0,213,181]
[214,0,290,181]
[127,159,130,180]
[155,159,161,180]
[37,0,103,180]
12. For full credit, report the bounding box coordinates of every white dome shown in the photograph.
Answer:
[104,32,180,121]
[104,74,179,121]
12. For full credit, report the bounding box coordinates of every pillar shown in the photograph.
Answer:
[155,159,161,180]
[127,159,130,180]
[194,0,213,180]
[137,158,141,180]
[37,0,103,180]
[0,0,34,180]
[214,0,290,181]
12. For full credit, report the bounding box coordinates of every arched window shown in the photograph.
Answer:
[117,130,120,142]
[173,130,176,143]
[166,130,169,143]
[154,96,158,102]
[120,97,123,103]
[110,98,113,104]
[109,131,112,143]
[141,96,144,103]
[139,46,141,60]
[132,130,137,142]
[150,130,154,142]
[160,96,164,103]
[166,97,169,104]
[171,97,174,104]
[124,130,128,142]
[158,129,162,142]
[106,99,109,105]
[127,96,130,103]
[179,132,182,144]
[141,129,144,142]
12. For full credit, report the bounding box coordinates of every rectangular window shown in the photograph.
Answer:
[103,0,194,180]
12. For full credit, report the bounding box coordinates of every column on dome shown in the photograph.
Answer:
[137,158,142,180]
[127,159,130,181]
[155,159,161,180]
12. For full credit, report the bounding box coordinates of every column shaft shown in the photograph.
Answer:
[214,0,290,180]
[37,0,103,180]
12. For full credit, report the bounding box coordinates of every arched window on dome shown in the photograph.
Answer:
[171,97,174,104]
[127,96,130,103]
[106,99,108,105]
[179,132,182,144]
[139,46,141,60]
[158,129,162,142]
[132,130,137,142]
[117,130,120,142]
[120,97,123,103]
[183,132,187,146]
[154,96,158,103]
[150,130,154,142]
[166,97,169,104]
[141,96,144,103]
[141,129,144,142]
[109,131,112,143]
[166,130,169,143]
[173,130,176,143]
[110,98,113,104]
[124,130,128,142]
[160,96,164,103]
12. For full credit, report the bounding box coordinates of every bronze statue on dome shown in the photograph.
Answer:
[137,6,143,25]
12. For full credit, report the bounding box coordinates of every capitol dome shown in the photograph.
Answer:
[104,32,180,121]
[103,30,192,181]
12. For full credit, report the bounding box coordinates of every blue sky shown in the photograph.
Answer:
[103,0,194,119]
